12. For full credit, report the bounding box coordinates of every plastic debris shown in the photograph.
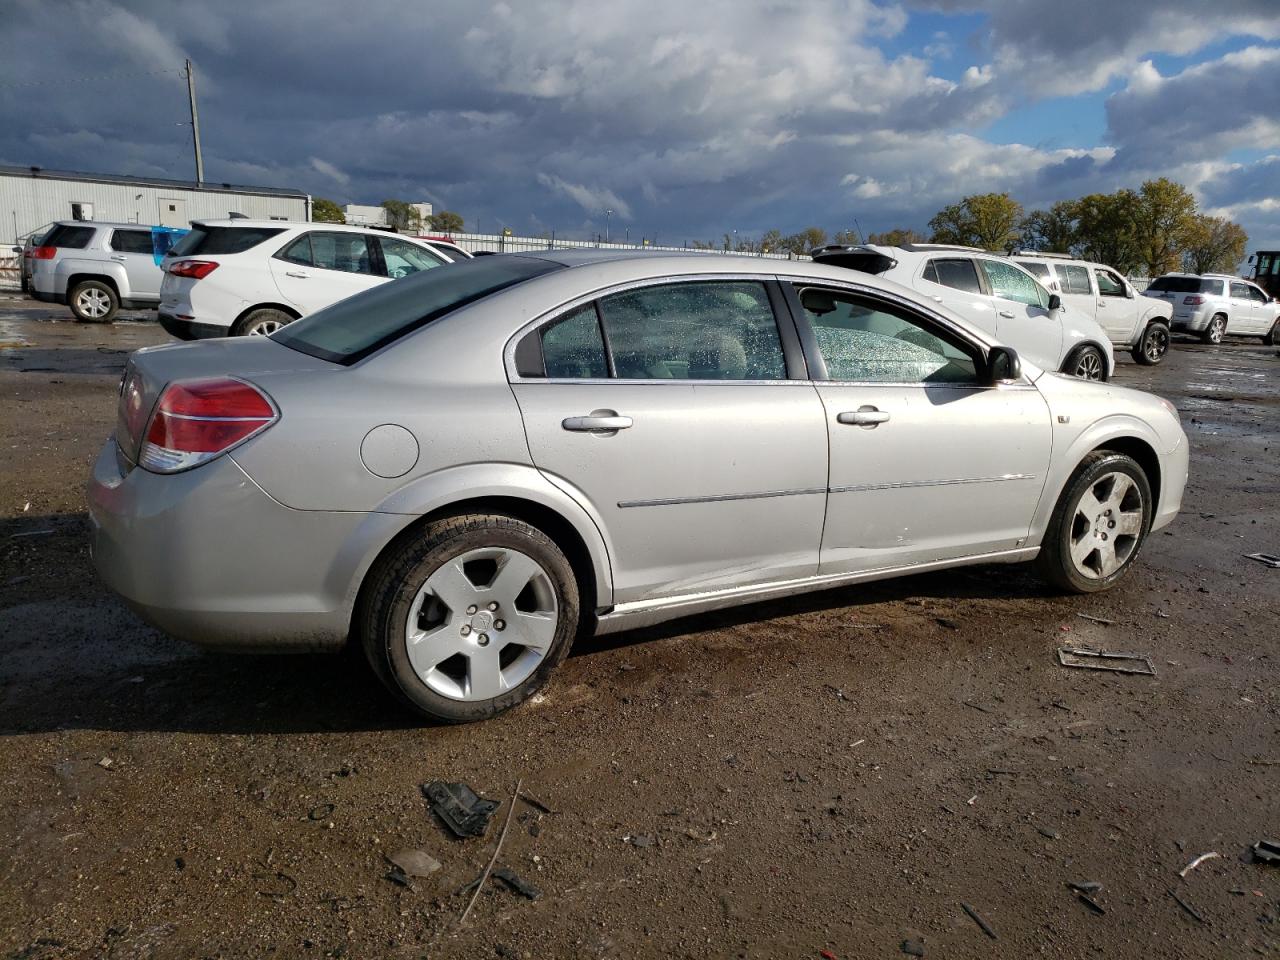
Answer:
[1244,552,1280,569]
[388,849,441,878]
[1078,894,1105,915]
[1178,851,1219,877]
[423,781,499,839]
[1168,889,1208,924]
[492,867,541,900]
[1252,840,1280,865]
[1067,881,1102,895]
[1057,647,1156,676]
[960,902,997,939]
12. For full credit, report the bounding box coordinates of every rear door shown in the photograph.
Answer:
[787,281,1051,573]
[913,257,997,337]
[1229,281,1258,333]
[510,277,828,605]
[1091,267,1138,342]
[269,231,384,315]
[107,227,163,299]
[1056,263,1098,326]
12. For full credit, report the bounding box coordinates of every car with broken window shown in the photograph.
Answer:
[1012,251,1172,365]
[810,244,1116,381]
[89,250,1187,723]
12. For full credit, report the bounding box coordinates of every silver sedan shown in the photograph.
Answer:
[89,251,1188,722]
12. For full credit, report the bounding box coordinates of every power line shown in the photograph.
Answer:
[0,67,184,90]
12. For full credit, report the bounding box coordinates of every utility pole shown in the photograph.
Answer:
[605,208,613,243]
[185,59,204,186]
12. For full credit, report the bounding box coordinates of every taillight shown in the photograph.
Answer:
[29,245,55,260]
[140,377,277,473]
[1183,295,1205,305]
[168,259,219,280]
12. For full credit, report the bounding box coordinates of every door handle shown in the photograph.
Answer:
[285,270,309,279]
[837,407,890,427]
[1097,301,1107,307]
[110,255,127,262]
[932,296,943,303]
[562,413,633,432]
[998,309,1015,319]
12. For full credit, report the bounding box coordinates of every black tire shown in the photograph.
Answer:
[359,513,580,723]
[1263,318,1280,347]
[1131,321,1170,365]
[1064,344,1108,381]
[232,307,294,337]
[1037,451,1153,594]
[1200,314,1226,344]
[68,279,119,323]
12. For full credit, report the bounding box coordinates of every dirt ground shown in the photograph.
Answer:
[1,296,1277,960]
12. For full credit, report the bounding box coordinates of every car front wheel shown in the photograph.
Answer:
[69,280,119,323]
[1264,318,1280,346]
[359,513,580,723]
[1132,322,1170,365]
[1065,345,1107,381]
[1037,451,1152,593]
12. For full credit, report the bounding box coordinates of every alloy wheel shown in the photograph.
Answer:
[403,547,558,701]
[1143,326,1169,363]
[1208,317,1225,344]
[247,319,283,336]
[77,288,111,319]
[1073,349,1104,380]
[1068,471,1144,579]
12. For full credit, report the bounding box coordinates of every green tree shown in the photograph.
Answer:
[380,199,421,232]
[760,229,785,254]
[1073,190,1143,274]
[427,210,464,233]
[1135,177,1198,276]
[928,193,1023,250]
[1182,215,1248,274]
[1019,200,1078,253]
[311,197,344,223]
[866,227,925,246]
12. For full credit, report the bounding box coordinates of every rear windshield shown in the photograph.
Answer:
[1147,277,1220,294]
[273,255,564,364]
[168,225,285,257]
[43,225,95,249]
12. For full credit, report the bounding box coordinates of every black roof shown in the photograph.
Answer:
[0,163,307,199]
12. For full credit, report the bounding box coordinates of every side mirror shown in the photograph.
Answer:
[1124,285,1134,299]
[1047,293,1062,311]
[988,346,1021,383]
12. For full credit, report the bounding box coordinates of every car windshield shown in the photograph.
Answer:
[168,225,285,256]
[273,254,564,364]
[1147,277,1217,294]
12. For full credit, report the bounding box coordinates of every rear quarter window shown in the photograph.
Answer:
[43,225,95,249]
[168,226,285,256]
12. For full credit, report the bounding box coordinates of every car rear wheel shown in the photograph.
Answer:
[1132,321,1170,365]
[233,307,294,337]
[1037,452,1152,593]
[359,513,580,723]
[69,280,119,323]
[1065,345,1107,381]
[1201,314,1227,344]
[1264,318,1280,346]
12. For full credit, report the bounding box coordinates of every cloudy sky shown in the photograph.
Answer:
[2,0,1278,250]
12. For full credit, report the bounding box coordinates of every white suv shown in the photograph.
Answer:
[1013,252,1172,364]
[812,244,1115,380]
[1145,273,1280,345]
[159,220,449,338]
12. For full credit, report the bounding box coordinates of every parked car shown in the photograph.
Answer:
[28,221,186,322]
[418,236,473,261]
[90,251,1187,722]
[1012,252,1172,365]
[810,244,1115,380]
[14,223,55,293]
[159,220,450,338]
[1145,273,1280,345]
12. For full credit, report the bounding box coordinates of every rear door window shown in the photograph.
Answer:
[980,259,1046,307]
[540,303,609,379]
[108,229,154,254]
[1230,281,1250,299]
[1060,264,1093,295]
[42,225,95,249]
[308,232,375,275]
[925,258,982,294]
[168,225,285,256]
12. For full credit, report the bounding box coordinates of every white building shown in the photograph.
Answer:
[342,201,434,229]
[1,164,310,244]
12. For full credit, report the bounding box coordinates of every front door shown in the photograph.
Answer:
[511,278,828,604]
[976,257,1064,370]
[1247,284,1277,335]
[788,282,1052,574]
[269,230,384,316]
[1092,267,1138,342]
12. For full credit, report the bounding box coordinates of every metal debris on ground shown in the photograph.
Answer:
[1056,647,1156,676]
[1244,552,1280,569]
[1252,840,1280,865]
[1076,613,1115,625]
[1168,889,1208,924]
[423,781,500,839]
[96,757,114,770]
[1067,881,1102,895]
[960,902,997,939]
[1078,894,1106,915]
[387,849,441,879]
[518,788,556,815]
[492,867,541,900]
[459,777,522,925]
[1178,851,1220,877]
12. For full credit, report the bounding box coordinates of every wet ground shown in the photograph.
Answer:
[1,297,1278,959]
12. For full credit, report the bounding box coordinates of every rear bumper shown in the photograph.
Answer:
[87,440,405,653]
[159,312,228,340]
[1170,310,1210,332]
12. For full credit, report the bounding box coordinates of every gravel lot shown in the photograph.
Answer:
[1,298,1277,959]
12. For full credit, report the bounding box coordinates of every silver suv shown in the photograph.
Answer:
[1146,273,1280,345]
[28,221,187,323]
[1013,252,1173,364]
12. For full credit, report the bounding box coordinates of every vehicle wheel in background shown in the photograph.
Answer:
[1264,318,1280,346]
[233,307,294,337]
[1037,451,1152,594]
[1065,344,1107,381]
[1132,321,1170,365]
[359,513,580,723]
[1201,314,1227,344]
[69,280,119,323]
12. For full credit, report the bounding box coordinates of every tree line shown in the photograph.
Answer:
[311,197,464,234]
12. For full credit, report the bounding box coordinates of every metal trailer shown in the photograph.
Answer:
[2,164,310,247]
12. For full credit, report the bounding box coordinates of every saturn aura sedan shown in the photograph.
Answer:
[89,251,1187,723]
